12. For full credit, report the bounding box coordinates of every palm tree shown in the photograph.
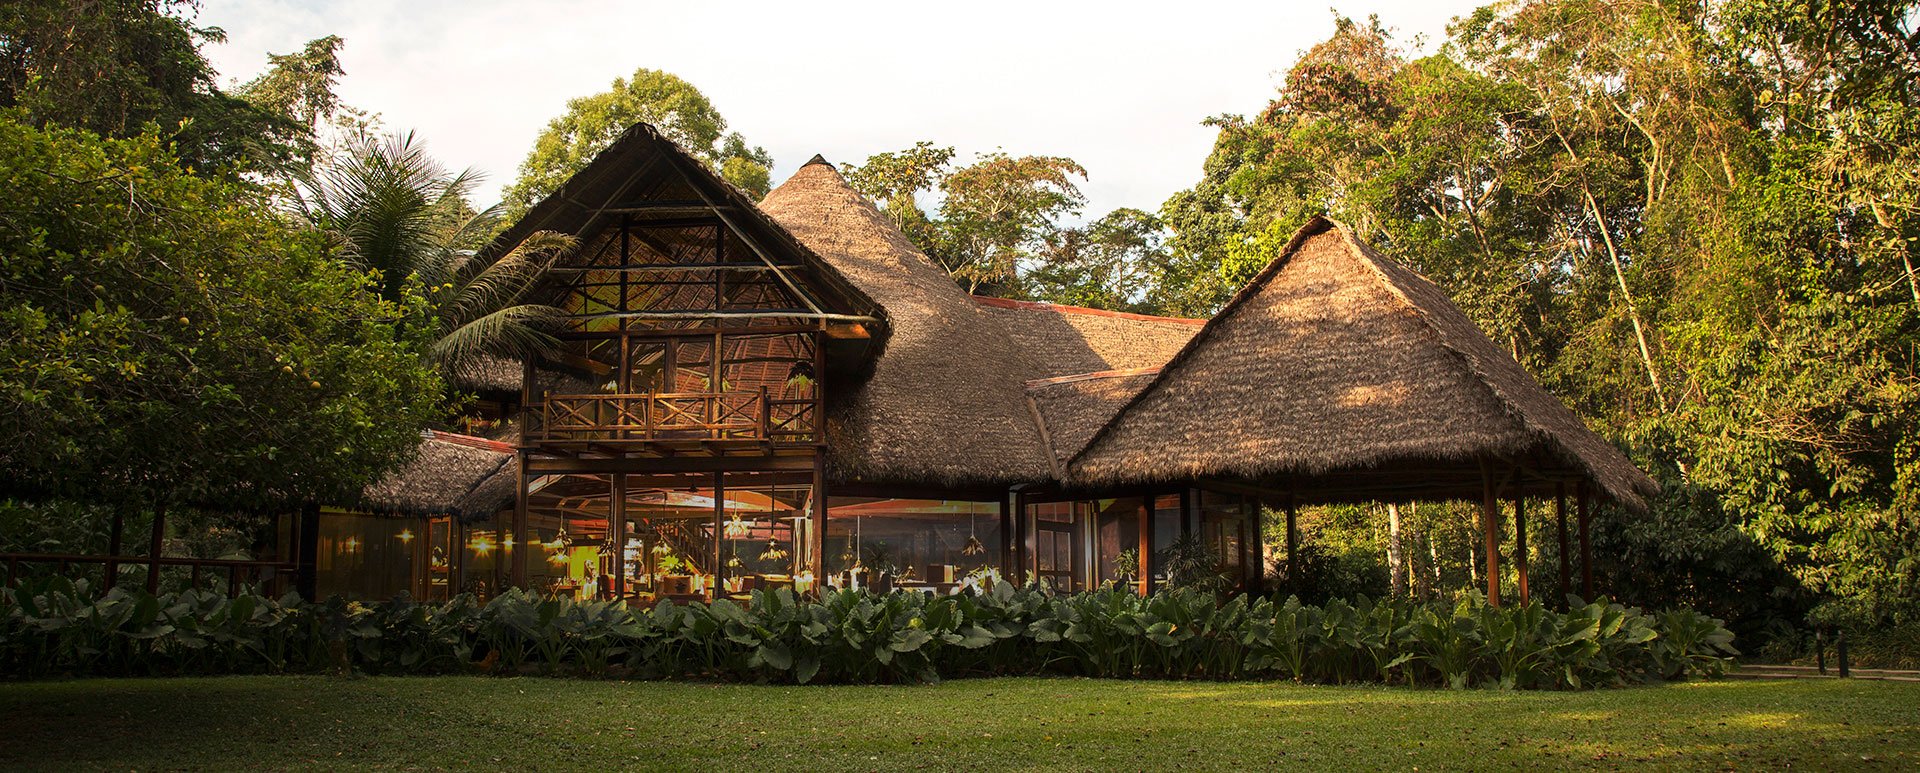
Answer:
[296,131,576,375]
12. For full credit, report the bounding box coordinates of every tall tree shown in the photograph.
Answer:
[501,68,773,213]
[0,0,312,175]
[844,146,1087,295]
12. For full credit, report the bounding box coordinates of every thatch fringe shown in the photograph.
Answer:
[354,431,514,521]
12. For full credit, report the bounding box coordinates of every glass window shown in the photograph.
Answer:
[827,497,1002,594]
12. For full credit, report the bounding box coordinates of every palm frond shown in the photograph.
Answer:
[428,304,568,373]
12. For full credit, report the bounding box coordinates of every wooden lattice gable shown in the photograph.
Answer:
[485,124,887,336]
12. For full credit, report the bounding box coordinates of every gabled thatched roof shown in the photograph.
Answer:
[482,123,888,335]
[1069,217,1659,510]
[973,296,1202,378]
[1026,368,1163,472]
[355,431,515,521]
[759,159,1056,487]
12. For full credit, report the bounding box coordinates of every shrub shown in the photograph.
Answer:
[0,577,1736,688]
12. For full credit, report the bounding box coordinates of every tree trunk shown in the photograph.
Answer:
[1386,503,1406,597]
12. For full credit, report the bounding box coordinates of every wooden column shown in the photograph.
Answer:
[997,492,1013,586]
[1136,501,1152,595]
[1555,483,1570,603]
[296,503,319,601]
[1284,495,1299,587]
[610,474,627,600]
[1578,483,1594,599]
[712,471,726,596]
[1480,470,1502,607]
[145,504,167,594]
[1012,491,1030,585]
[812,455,829,594]
[510,454,528,588]
[104,510,125,590]
[1512,492,1530,606]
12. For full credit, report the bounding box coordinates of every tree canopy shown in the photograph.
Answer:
[501,68,774,213]
[0,119,445,510]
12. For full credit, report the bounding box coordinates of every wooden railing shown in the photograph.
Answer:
[536,389,817,444]
[1,552,298,596]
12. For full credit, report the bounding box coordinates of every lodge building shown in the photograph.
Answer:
[306,124,1657,607]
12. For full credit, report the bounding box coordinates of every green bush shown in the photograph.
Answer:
[0,576,1735,687]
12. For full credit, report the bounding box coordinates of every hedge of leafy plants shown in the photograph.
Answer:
[0,577,1736,688]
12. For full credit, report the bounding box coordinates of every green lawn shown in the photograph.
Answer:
[1,676,1914,771]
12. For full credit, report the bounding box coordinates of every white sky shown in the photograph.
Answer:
[200,0,1480,217]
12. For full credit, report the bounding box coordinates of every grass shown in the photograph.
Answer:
[1,676,1915,771]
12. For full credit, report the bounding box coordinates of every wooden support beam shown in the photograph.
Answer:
[812,454,828,596]
[1578,483,1594,599]
[1556,483,1570,604]
[104,510,124,590]
[145,504,167,594]
[611,474,627,600]
[1284,495,1299,587]
[1481,467,1502,607]
[296,503,319,601]
[512,453,529,589]
[1513,492,1530,606]
[713,471,726,596]
[1137,500,1152,596]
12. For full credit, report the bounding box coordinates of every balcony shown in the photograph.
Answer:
[530,390,818,454]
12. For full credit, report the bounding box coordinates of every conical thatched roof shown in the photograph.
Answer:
[759,159,1056,487]
[355,431,515,521]
[1069,217,1658,510]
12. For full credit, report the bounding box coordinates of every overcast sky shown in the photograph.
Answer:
[200,0,1482,217]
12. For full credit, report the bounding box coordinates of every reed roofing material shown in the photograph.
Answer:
[1026,368,1163,471]
[1068,217,1658,509]
[759,159,1056,487]
[355,431,514,521]
[974,296,1202,379]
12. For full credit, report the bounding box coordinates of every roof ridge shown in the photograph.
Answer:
[1024,366,1163,390]
[427,429,514,454]
[970,295,1207,326]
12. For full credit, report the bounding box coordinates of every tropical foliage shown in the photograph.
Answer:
[0,118,443,511]
[295,131,577,374]
[0,579,1735,688]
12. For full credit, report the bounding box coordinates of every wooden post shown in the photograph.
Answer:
[1013,491,1030,585]
[712,471,726,597]
[813,454,829,594]
[104,510,125,590]
[1577,483,1594,599]
[1136,501,1152,595]
[1481,470,1502,607]
[611,474,627,600]
[1512,492,1530,606]
[1555,483,1570,603]
[296,503,320,600]
[144,504,167,594]
[511,453,529,588]
[997,492,1013,586]
[1284,495,1299,587]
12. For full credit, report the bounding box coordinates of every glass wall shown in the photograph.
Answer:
[826,497,1002,594]
[315,510,423,601]
[1199,490,1258,590]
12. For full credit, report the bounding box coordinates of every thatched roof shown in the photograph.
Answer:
[1026,368,1163,472]
[1069,217,1658,510]
[973,296,1202,378]
[759,159,1056,487]
[355,431,515,521]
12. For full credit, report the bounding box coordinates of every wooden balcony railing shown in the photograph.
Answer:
[535,390,818,445]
